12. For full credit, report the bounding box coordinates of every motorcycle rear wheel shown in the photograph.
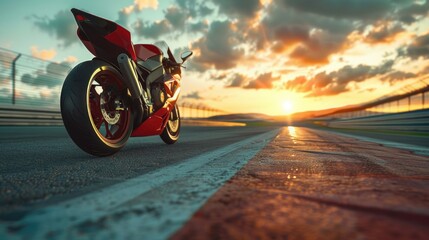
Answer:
[61,60,133,156]
[160,105,180,144]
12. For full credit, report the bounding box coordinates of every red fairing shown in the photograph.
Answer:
[105,26,137,61]
[77,29,96,56]
[131,104,171,137]
[132,86,181,137]
[76,14,85,21]
[134,44,162,61]
[71,8,137,63]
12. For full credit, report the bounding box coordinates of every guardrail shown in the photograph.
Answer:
[318,79,429,120]
[318,109,429,132]
[0,106,63,126]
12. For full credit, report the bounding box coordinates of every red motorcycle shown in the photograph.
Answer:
[61,9,192,156]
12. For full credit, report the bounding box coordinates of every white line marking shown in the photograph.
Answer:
[0,129,280,240]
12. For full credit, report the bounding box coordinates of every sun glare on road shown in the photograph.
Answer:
[282,100,293,115]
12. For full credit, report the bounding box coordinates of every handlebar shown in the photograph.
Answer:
[163,57,181,67]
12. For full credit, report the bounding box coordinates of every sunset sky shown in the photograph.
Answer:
[1,0,429,115]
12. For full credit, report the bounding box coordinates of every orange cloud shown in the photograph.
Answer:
[39,89,53,99]
[118,0,158,25]
[260,0,272,6]
[31,46,56,61]
[135,0,158,10]
[121,5,135,15]
[284,60,397,97]
[364,22,405,44]
[65,56,78,63]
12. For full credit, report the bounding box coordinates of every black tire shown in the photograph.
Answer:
[160,105,180,144]
[60,60,133,156]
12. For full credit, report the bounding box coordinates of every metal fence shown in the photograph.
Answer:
[0,47,71,110]
[314,78,429,132]
[178,102,225,119]
[325,79,429,119]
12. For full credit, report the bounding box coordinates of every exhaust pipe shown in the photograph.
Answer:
[117,53,143,99]
[117,53,150,127]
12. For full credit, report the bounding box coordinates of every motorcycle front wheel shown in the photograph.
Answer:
[61,60,133,156]
[160,105,180,144]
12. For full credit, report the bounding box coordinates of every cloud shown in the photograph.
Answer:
[117,0,159,26]
[164,6,189,30]
[284,76,309,93]
[182,91,204,99]
[117,7,133,26]
[176,0,215,18]
[132,0,212,38]
[0,50,17,71]
[132,6,192,39]
[283,0,393,19]
[399,32,429,60]
[250,2,355,65]
[283,0,429,24]
[122,0,429,101]
[39,88,58,101]
[270,26,310,53]
[284,60,396,97]
[417,64,429,76]
[364,22,405,44]
[0,88,12,105]
[190,20,244,71]
[135,0,425,70]
[227,73,247,87]
[135,0,158,10]
[30,46,57,61]
[0,87,61,108]
[21,62,71,88]
[32,10,77,47]
[282,0,393,20]
[65,56,78,63]
[0,74,10,88]
[244,72,281,89]
[288,30,350,65]
[189,20,209,33]
[380,71,417,84]
[196,4,214,17]
[210,0,262,19]
[245,1,429,66]
[396,1,429,24]
[0,88,9,96]
[133,19,171,39]
[224,72,280,90]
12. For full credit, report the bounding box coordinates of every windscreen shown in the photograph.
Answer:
[153,41,169,56]
[153,41,178,62]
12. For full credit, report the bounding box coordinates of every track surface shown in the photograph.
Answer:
[174,127,429,240]
[1,125,428,239]
[0,126,277,214]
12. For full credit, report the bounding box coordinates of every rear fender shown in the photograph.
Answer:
[71,8,137,65]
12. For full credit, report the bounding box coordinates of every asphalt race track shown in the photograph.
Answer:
[0,126,278,210]
[0,125,428,239]
[0,125,279,239]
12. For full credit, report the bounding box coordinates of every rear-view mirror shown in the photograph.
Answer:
[181,51,193,63]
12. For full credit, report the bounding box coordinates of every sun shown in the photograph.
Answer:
[282,100,293,115]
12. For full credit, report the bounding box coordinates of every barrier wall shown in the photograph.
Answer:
[315,79,429,132]
[324,109,429,132]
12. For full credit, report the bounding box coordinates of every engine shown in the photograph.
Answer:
[151,84,166,110]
